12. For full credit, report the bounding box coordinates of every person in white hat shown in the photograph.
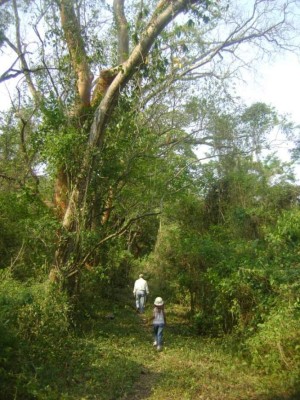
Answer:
[133,274,149,313]
[152,297,166,351]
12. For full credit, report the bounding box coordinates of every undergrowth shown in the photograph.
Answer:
[0,277,299,400]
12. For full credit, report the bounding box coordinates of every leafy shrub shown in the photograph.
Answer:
[245,303,300,377]
[0,191,58,278]
[0,271,70,399]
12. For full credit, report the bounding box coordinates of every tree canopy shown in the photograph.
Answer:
[1,1,300,397]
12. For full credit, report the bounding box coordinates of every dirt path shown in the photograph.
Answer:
[120,314,159,400]
[119,308,299,400]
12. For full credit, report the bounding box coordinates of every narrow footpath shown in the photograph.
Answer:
[117,305,298,400]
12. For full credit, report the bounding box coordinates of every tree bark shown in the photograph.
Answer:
[53,0,93,218]
[60,0,199,234]
[113,0,129,63]
[59,0,92,114]
[6,0,298,296]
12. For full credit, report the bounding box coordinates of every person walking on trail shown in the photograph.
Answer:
[133,274,149,313]
[152,297,166,351]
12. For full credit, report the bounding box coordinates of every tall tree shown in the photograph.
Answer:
[0,0,299,293]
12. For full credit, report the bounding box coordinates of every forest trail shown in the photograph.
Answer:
[52,298,299,400]
[109,303,297,400]
[119,313,162,400]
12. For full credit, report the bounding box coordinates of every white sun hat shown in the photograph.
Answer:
[154,297,164,306]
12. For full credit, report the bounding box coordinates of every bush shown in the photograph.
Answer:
[0,271,70,399]
[245,303,300,377]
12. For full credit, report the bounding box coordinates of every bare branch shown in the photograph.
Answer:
[19,117,40,193]
[0,173,21,183]
[12,0,41,101]
[10,240,25,270]
[33,24,61,101]
[88,0,199,148]
[0,0,10,6]
[180,1,296,79]
[0,65,51,84]
[113,0,129,63]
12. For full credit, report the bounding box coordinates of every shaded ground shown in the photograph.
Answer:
[118,306,300,400]
[26,296,299,400]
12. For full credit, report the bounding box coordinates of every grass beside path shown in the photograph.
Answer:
[120,306,299,400]
[47,300,299,400]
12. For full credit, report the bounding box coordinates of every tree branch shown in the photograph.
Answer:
[0,173,21,183]
[113,0,129,63]
[62,0,199,229]
[81,211,161,266]
[19,117,40,193]
[89,0,199,148]
[179,1,294,79]
[0,0,10,6]
[12,0,40,102]
[59,0,92,113]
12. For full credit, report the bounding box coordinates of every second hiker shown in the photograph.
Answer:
[133,274,149,313]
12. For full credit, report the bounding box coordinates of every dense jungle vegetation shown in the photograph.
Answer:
[0,0,300,398]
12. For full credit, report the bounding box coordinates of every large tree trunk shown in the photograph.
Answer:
[5,0,298,297]
[53,0,198,295]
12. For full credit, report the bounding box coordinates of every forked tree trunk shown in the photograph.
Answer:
[52,0,200,294]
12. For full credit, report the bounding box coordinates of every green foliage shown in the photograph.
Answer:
[38,113,87,175]
[0,271,147,400]
[0,190,58,275]
[79,243,136,304]
[150,146,300,343]
[1,272,299,399]
[246,303,300,376]
[0,193,20,267]
[0,0,300,396]
[235,208,300,377]
[0,272,70,399]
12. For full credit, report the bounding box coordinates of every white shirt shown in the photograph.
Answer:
[133,278,149,295]
[153,308,165,325]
